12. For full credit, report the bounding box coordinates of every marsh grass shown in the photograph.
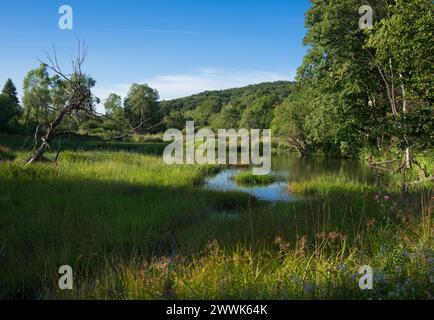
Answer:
[0,134,432,299]
[234,170,276,186]
[0,145,15,162]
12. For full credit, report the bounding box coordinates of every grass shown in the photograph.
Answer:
[288,174,373,195]
[0,133,433,299]
[0,145,15,162]
[234,170,276,186]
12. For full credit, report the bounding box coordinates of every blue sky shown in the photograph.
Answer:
[0,0,310,110]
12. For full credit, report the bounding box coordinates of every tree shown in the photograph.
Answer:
[124,84,160,131]
[100,93,130,134]
[2,79,20,105]
[185,97,221,128]
[211,103,241,130]
[104,93,122,115]
[164,110,186,130]
[26,44,98,164]
[366,0,434,168]
[271,89,314,157]
[0,79,21,131]
[22,64,53,126]
[239,94,278,129]
[297,0,397,157]
[0,94,17,131]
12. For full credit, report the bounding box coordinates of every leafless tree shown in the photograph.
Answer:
[26,42,95,165]
[26,42,161,165]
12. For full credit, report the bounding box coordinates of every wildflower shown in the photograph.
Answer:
[298,235,309,255]
[335,263,349,272]
[367,218,376,230]
[315,232,326,240]
[303,281,316,295]
[274,236,290,253]
[383,195,390,201]
[349,273,358,282]
[329,231,340,241]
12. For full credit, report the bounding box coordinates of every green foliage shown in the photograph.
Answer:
[0,94,20,131]
[104,93,122,115]
[291,0,433,160]
[2,79,19,105]
[0,79,21,132]
[185,97,221,128]
[271,87,315,155]
[159,81,293,130]
[366,0,434,103]
[0,145,16,162]
[22,64,52,125]
[124,84,159,131]
[210,103,241,131]
[239,94,278,129]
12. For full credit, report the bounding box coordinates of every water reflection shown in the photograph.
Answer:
[203,153,377,202]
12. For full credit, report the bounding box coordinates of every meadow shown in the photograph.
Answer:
[0,133,433,299]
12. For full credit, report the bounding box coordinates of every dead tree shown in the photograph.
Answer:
[26,43,163,165]
[26,43,95,165]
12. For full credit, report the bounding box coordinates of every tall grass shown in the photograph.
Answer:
[0,136,432,299]
[234,170,276,186]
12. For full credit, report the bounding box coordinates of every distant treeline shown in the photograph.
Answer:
[159,81,293,131]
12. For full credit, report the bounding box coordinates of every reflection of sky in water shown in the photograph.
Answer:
[204,169,295,203]
[203,154,377,203]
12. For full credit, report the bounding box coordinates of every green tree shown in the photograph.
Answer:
[22,64,52,125]
[239,94,278,129]
[101,93,129,134]
[124,84,159,131]
[0,94,18,131]
[164,110,186,130]
[297,0,392,156]
[2,79,20,105]
[185,97,221,128]
[211,103,241,130]
[366,0,434,166]
[271,90,314,156]
[104,93,122,115]
[0,79,21,131]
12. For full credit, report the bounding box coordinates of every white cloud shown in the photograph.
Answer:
[93,68,293,113]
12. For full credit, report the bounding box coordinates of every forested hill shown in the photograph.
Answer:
[158,81,294,130]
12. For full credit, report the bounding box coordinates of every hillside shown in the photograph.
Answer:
[158,81,294,130]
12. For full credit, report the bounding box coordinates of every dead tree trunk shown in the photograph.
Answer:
[26,43,95,165]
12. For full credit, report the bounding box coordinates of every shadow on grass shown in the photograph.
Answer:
[0,133,168,156]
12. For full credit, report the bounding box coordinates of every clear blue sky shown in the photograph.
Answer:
[0,0,310,109]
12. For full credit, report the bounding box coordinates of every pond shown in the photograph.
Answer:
[203,153,377,202]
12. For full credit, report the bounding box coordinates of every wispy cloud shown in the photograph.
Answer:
[95,27,200,35]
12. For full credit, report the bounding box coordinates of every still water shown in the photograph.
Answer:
[203,153,376,202]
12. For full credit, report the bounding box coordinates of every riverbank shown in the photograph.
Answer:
[0,135,433,299]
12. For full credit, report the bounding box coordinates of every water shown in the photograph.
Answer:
[203,153,375,202]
